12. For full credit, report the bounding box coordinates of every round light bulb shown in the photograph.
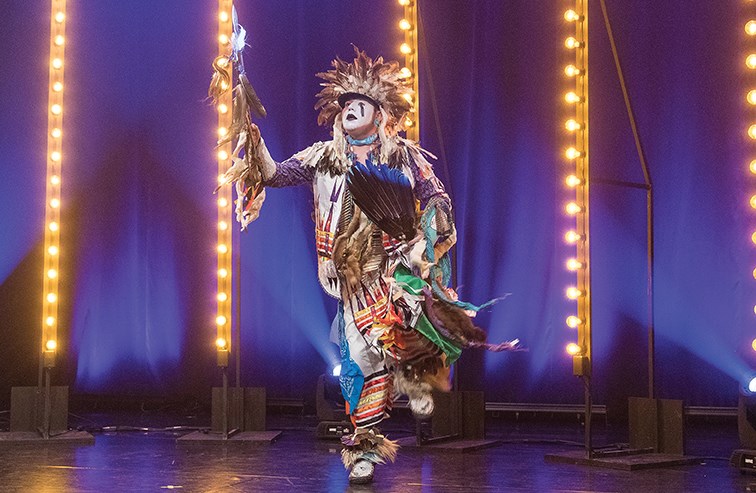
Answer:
[398,0,411,6]
[565,119,582,132]
[219,34,229,45]
[48,245,59,256]
[53,81,63,92]
[747,54,756,69]
[565,147,582,160]
[216,315,227,326]
[218,126,228,137]
[566,316,582,328]
[400,43,412,55]
[47,269,58,279]
[48,222,59,232]
[51,128,62,138]
[54,12,65,23]
[219,11,229,22]
[399,67,412,78]
[751,196,756,209]
[50,198,60,208]
[217,244,228,254]
[566,258,583,271]
[218,268,228,278]
[215,337,227,349]
[404,117,414,127]
[564,230,581,244]
[566,286,582,299]
[47,293,57,303]
[565,37,581,49]
[399,19,412,30]
[54,35,65,46]
[52,58,63,69]
[565,202,582,215]
[750,160,756,174]
[217,292,228,302]
[566,343,581,355]
[565,175,581,188]
[218,197,229,207]
[51,104,62,115]
[752,231,756,244]
[564,65,581,77]
[564,10,580,22]
[747,20,756,36]
[217,103,228,114]
[51,175,61,185]
[217,150,229,160]
[748,90,756,105]
[565,92,581,104]
[218,221,228,231]
[51,151,61,162]
[45,316,55,326]
[46,340,57,351]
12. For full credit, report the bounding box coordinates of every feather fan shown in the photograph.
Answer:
[347,161,416,241]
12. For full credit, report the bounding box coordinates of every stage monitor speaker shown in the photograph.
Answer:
[738,393,756,449]
[211,387,266,432]
[628,397,684,454]
[431,390,485,440]
[10,386,69,433]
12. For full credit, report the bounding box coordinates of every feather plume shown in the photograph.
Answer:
[347,161,416,241]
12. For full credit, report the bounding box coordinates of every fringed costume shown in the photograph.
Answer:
[213,44,519,483]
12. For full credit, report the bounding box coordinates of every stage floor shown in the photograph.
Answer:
[0,409,752,492]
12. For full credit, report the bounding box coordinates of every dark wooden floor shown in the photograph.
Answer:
[0,408,753,492]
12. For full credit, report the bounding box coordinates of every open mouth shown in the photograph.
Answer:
[346,114,357,121]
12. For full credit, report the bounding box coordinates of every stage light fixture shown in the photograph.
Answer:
[565,175,581,187]
[752,267,756,279]
[749,90,756,105]
[752,232,756,245]
[752,338,756,351]
[747,54,756,69]
[566,316,582,328]
[399,0,419,141]
[751,196,756,209]
[40,0,67,369]
[749,377,756,394]
[565,119,582,131]
[565,65,582,77]
[749,124,756,139]
[332,364,342,377]
[214,0,234,366]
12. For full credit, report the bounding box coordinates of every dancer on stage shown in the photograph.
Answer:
[212,41,518,484]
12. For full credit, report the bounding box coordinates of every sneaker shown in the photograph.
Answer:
[348,459,375,484]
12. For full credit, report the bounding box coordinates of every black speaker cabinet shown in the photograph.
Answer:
[10,386,69,433]
[628,396,684,454]
[211,387,266,432]
[431,390,485,440]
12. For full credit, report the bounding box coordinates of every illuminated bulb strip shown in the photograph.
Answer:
[562,0,591,366]
[41,0,67,363]
[216,0,233,358]
[399,0,419,140]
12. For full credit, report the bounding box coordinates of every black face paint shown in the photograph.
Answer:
[358,102,365,117]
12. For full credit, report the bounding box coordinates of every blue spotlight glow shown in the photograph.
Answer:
[332,364,342,377]
[749,377,756,394]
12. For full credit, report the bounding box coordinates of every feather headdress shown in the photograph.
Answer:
[315,47,412,131]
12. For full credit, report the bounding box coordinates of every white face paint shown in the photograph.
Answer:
[341,98,378,139]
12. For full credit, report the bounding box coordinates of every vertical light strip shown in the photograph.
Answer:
[398,0,419,141]
[747,11,756,329]
[41,0,67,367]
[562,1,591,376]
[215,0,233,366]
